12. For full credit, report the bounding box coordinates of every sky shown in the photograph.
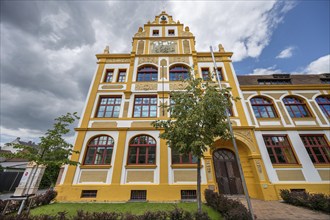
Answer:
[1,0,329,146]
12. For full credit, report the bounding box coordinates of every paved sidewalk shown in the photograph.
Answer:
[240,199,329,220]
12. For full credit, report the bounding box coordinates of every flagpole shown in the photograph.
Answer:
[210,46,255,220]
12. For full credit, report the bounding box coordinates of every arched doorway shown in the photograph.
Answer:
[213,149,243,195]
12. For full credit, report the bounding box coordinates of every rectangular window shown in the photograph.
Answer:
[96,97,121,118]
[104,69,113,82]
[128,146,156,165]
[152,30,159,36]
[172,149,197,164]
[181,190,197,200]
[300,135,330,164]
[130,190,147,201]
[201,68,210,80]
[168,29,175,35]
[224,94,233,117]
[133,96,157,117]
[81,190,97,198]
[117,70,126,82]
[213,67,223,81]
[263,135,297,164]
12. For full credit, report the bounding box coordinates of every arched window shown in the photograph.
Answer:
[283,96,311,118]
[128,135,156,165]
[137,65,158,81]
[169,65,189,81]
[250,96,277,118]
[316,95,330,117]
[84,136,114,165]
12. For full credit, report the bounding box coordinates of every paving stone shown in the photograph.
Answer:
[237,198,329,220]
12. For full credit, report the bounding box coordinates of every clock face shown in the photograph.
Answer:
[151,41,177,54]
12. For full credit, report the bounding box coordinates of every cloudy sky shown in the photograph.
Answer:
[1,1,329,146]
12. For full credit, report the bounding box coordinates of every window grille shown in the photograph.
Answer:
[181,190,197,200]
[81,190,97,198]
[130,190,147,201]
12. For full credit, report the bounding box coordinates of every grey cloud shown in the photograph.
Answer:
[1,1,96,50]
[1,1,42,34]
[1,1,163,136]
[1,83,83,131]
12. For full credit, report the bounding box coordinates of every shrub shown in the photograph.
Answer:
[138,210,167,220]
[224,206,251,220]
[205,189,253,220]
[1,205,211,220]
[308,193,330,213]
[280,189,330,214]
[194,211,211,220]
[168,207,193,220]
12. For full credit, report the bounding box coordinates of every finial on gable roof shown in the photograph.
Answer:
[104,45,109,54]
[218,44,225,52]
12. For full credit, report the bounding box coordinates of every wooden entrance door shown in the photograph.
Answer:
[213,149,244,195]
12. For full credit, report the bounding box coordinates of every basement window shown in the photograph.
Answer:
[130,190,147,201]
[81,190,97,198]
[181,190,197,200]
[290,189,306,193]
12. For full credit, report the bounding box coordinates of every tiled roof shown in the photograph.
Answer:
[237,74,329,85]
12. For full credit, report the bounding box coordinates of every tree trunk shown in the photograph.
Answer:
[197,157,202,214]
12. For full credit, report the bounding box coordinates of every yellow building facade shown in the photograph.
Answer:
[56,12,329,202]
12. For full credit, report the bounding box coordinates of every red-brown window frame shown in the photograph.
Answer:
[316,96,330,117]
[201,68,210,80]
[83,135,114,165]
[168,29,175,35]
[171,149,197,164]
[251,96,277,118]
[136,65,158,82]
[152,30,159,36]
[127,135,156,165]
[263,135,298,164]
[133,96,157,118]
[300,135,330,164]
[283,96,311,118]
[117,69,127,82]
[96,96,122,118]
[104,69,114,83]
[169,65,189,81]
[213,67,223,81]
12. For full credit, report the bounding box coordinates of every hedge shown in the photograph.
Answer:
[280,189,330,213]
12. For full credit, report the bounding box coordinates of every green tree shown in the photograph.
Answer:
[1,112,80,190]
[39,164,61,188]
[4,112,80,167]
[152,77,237,213]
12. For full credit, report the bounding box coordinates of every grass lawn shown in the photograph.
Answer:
[30,202,222,220]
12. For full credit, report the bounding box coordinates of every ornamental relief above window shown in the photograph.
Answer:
[138,57,158,65]
[150,40,177,54]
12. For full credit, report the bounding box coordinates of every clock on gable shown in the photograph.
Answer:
[151,40,177,54]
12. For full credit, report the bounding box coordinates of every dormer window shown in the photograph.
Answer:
[153,30,159,36]
[321,79,330,84]
[258,79,291,85]
[273,74,290,78]
[258,74,292,84]
[168,29,175,36]
[320,73,330,84]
